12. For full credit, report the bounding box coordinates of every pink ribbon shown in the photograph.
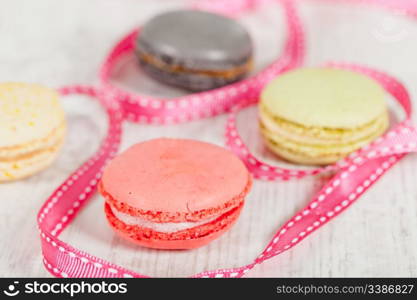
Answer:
[192,0,417,18]
[309,0,417,18]
[37,0,417,278]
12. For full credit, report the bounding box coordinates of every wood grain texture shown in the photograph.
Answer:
[0,0,416,277]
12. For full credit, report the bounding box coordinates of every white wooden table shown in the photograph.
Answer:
[0,0,416,277]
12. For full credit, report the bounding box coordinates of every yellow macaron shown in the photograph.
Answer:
[0,82,66,182]
[259,68,389,165]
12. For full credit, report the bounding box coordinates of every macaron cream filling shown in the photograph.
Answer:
[109,204,231,233]
[0,82,66,182]
[137,51,253,79]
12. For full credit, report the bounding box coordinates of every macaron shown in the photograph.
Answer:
[99,138,252,250]
[259,68,389,165]
[135,10,253,91]
[0,83,66,182]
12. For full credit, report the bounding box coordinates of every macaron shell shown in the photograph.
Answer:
[0,83,66,181]
[0,125,65,182]
[260,112,388,165]
[101,176,251,223]
[112,219,239,250]
[101,138,250,215]
[262,122,387,165]
[0,82,65,148]
[136,10,253,71]
[0,123,65,158]
[262,118,387,154]
[261,68,388,129]
[259,105,389,145]
[0,143,62,182]
[105,202,243,250]
[263,138,343,165]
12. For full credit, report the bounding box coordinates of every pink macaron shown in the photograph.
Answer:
[99,138,252,250]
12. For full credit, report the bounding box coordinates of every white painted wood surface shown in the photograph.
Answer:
[0,0,416,277]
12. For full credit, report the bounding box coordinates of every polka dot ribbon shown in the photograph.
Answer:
[37,0,417,278]
[192,0,417,18]
[309,0,417,18]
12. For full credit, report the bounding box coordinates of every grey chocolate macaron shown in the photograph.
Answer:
[135,10,254,91]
